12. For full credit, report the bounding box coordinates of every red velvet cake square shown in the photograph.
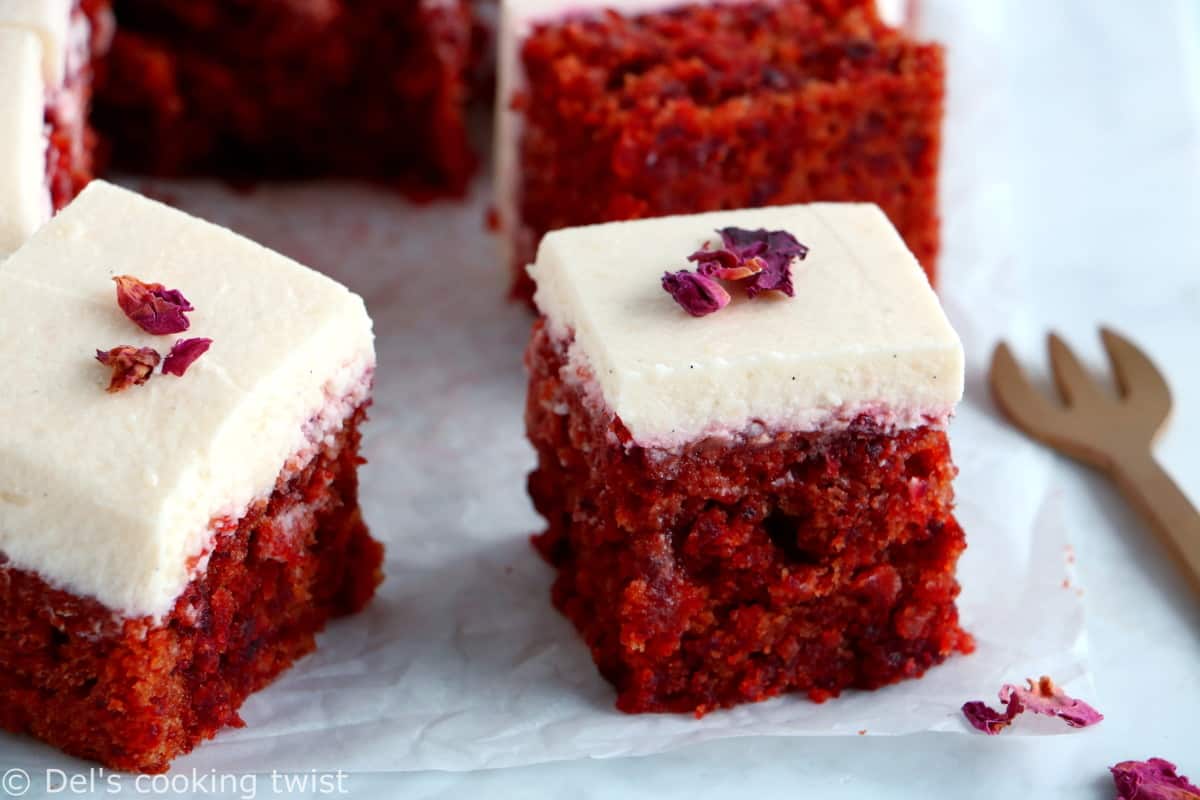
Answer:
[95,0,478,196]
[524,203,971,714]
[496,0,943,303]
[0,182,383,772]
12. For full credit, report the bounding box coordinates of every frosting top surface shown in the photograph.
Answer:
[528,203,964,447]
[0,28,49,257]
[0,182,375,619]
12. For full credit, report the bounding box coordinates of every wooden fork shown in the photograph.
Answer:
[989,328,1200,592]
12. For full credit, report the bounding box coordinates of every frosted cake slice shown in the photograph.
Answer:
[524,202,972,714]
[0,181,384,772]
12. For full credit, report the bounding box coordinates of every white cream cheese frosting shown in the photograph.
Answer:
[0,0,73,87]
[0,181,376,620]
[0,28,50,257]
[494,0,908,271]
[529,203,963,448]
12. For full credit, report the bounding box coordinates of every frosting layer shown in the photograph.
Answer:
[0,182,376,619]
[0,0,72,87]
[528,203,963,448]
[0,28,49,256]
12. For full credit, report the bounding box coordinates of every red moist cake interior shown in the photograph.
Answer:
[45,0,112,211]
[526,325,971,714]
[511,0,943,300]
[95,0,477,196]
[0,405,383,773]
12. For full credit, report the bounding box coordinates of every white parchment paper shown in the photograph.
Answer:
[0,0,1093,775]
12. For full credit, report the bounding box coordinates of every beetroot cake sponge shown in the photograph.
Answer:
[525,203,970,714]
[95,0,476,194]
[496,0,942,303]
[0,181,383,772]
[0,0,112,256]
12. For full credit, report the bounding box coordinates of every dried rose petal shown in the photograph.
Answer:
[962,696,1022,734]
[962,676,1103,735]
[1006,675,1104,728]
[1112,759,1200,800]
[688,247,766,281]
[662,270,731,317]
[96,346,161,393]
[717,227,808,297]
[714,228,768,258]
[113,275,194,335]
[162,337,212,377]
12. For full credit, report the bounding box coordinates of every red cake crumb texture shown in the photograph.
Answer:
[0,404,383,773]
[508,0,943,301]
[94,0,477,196]
[45,0,113,212]
[525,324,972,714]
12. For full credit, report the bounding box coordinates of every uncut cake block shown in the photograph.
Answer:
[95,0,477,195]
[495,0,941,303]
[0,181,383,772]
[0,0,112,256]
[525,203,970,714]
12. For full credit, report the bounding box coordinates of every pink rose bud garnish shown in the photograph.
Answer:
[113,275,195,335]
[1111,758,1200,800]
[162,338,212,377]
[662,270,731,317]
[962,676,1103,735]
[96,346,161,393]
